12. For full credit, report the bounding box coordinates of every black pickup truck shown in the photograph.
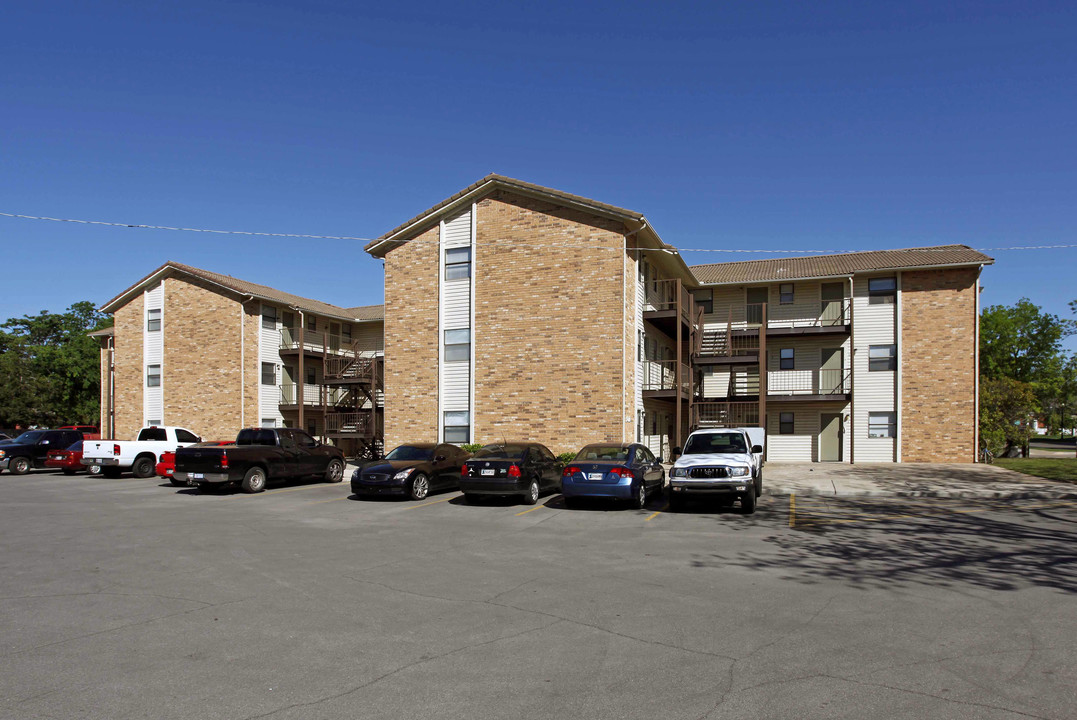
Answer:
[173,428,345,493]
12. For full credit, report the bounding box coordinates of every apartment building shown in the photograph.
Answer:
[367,175,992,463]
[96,262,384,457]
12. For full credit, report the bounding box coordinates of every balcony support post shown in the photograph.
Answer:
[759,303,767,435]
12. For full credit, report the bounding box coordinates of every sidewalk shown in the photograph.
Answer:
[762,462,1077,499]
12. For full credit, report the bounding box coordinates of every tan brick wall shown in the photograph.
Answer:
[474,191,627,454]
[112,295,144,440]
[901,268,978,462]
[383,225,440,448]
[162,277,252,440]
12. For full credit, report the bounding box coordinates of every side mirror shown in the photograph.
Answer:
[657,456,665,464]
[751,445,763,454]
[672,447,682,460]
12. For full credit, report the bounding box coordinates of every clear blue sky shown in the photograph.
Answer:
[3,1,1075,348]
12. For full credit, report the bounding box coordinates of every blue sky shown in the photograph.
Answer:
[3,1,1076,347]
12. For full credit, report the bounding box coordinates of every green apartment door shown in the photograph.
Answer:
[746,287,769,325]
[819,347,843,394]
[820,413,843,462]
[821,282,845,325]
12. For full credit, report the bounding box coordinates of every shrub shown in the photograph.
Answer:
[461,444,483,453]
[557,452,577,465]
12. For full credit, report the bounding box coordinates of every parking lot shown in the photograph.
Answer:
[2,468,1076,719]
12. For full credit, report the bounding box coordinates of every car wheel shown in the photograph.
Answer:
[740,488,757,515]
[88,464,102,476]
[241,467,267,494]
[132,456,155,478]
[102,466,121,479]
[522,479,540,505]
[408,473,430,500]
[755,469,763,497]
[631,481,646,510]
[324,459,344,484]
[10,457,31,475]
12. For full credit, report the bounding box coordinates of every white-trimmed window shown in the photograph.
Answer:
[779,412,794,434]
[693,289,713,314]
[868,412,896,438]
[445,247,471,280]
[261,306,277,330]
[779,348,795,370]
[146,364,161,387]
[869,344,896,372]
[147,308,161,332]
[261,362,276,386]
[443,411,470,443]
[868,277,897,304]
[779,284,794,304]
[444,329,470,362]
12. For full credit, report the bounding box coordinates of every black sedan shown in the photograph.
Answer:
[352,443,471,500]
[460,442,562,505]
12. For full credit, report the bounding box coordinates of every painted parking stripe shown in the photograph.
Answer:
[645,503,669,522]
[514,505,545,516]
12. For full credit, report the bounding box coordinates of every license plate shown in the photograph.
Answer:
[190,473,204,479]
[587,473,604,481]
[481,469,495,476]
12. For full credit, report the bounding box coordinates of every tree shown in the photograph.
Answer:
[0,302,111,427]
[980,299,1075,383]
[979,377,1038,456]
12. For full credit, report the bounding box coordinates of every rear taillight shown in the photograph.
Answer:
[113,444,121,456]
[563,466,580,476]
[461,464,469,476]
[507,465,521,478]
[609,467,633,478]
[220,451,228,469]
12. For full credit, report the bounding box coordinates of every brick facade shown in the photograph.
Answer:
[901,268,978,462]
[112,294,144,440]
[383,225,440,449]
[473,192,627,454]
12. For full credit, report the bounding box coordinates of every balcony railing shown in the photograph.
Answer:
[642,361,692,394]
[767,369,850,396]
[643,279,695,324]
[734,299,851,331]
[325,354,381,382]
[279,384,350,406]
[325,411,381,436]
[693,402,760,429]
[280,328,360,354]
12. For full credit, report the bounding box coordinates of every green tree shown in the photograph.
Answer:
[979,377,1038,456]
[0,302,111,427]
[980,298,1075,383]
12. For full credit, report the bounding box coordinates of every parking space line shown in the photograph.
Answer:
[399,495,456,511]
[645,503,668,522]
[515,505,545,516]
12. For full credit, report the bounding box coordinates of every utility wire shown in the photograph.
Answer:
[2,211,1075,255]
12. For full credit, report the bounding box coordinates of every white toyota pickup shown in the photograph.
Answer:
[82,426,203,478]
[668,427,765,513]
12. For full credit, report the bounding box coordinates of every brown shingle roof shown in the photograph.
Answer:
[100,261,384,322]
[690,245,994,285]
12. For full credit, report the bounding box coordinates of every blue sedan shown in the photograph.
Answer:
[561,443,665,509]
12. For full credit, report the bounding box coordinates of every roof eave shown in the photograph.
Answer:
[694,259,994,287]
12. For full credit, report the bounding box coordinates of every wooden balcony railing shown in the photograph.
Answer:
[279,384,349,406]
[642,361,692,394]
[325,411,381,436]
[643,279,695,324]
[692,402,760,428]
[767,369,850,396]
[324,354,381,383]
[280,328,364,355]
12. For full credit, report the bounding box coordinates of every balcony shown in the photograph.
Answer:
[325,411,381,438]
[280,328,356,355]
[325,354,382,385]
[692,402,760,429]
[641,360,693,396]
[643,278,697,339]
[767,369,851,400]
[732,300,851,334]
[279,384,350,407]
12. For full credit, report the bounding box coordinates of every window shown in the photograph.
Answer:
[139,427,166,440]
[282,311,294,330]
[261,306,277,330]
[779,348,795,370]
[443,411,469,443]
[308,316,317,332]
[176,429,200,443]
[693,289,713,314]
[868,277,897,304]
[147,308,161,332]
[779,412,794,435]
[298,429,317,446]
[306,366,317,385]
[261,418,276,428]
[342,323,352,344]
[147,364,161,387]
[261,362,276,385]
[868,412,896,438]
[444,329,470,362]
[779,284,794,304]
[869,344,896,371]
[445,247,471,280]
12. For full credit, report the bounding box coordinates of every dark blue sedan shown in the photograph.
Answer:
[561,443,665,509]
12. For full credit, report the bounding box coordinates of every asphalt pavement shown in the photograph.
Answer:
[1,468,1075,719]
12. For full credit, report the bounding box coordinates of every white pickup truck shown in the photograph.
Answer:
[668,427,765,513]
[82,426,203,478]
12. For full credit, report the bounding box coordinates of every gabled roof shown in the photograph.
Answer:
[100,261,384,322]
[690,245,994,285]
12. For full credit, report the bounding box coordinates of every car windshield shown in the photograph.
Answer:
[236,429,278,447]
[14,431,46,443]
[385,445,434,462]
[575,445,630,462]
[682,433,747,455]
[473,444,528,460]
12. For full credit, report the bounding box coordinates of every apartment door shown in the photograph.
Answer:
[821,283,845,326]
[746,287,769,325]
[819,413,843,462]
[819,348,843,394]
[281,365,296,404]
[330,322,341,352]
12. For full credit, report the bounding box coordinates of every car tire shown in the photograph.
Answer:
[102,466,121,479]
[740,488,757,515]
[10,457,31,475]
[241,466,267,494]
[324,459,344,484]
[408,473,430,500]
[88,464,102,476]
[132,456,155,479]
[522,479,540,505]
[631,481,646,510]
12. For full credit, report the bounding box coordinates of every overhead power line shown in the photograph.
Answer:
[2,211,1076,255]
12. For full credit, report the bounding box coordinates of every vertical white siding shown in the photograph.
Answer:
[852,275,897,462]
[634,258,646,440]
[259,303,284,426]
[439,208,473,435]
[143,282,164,424]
